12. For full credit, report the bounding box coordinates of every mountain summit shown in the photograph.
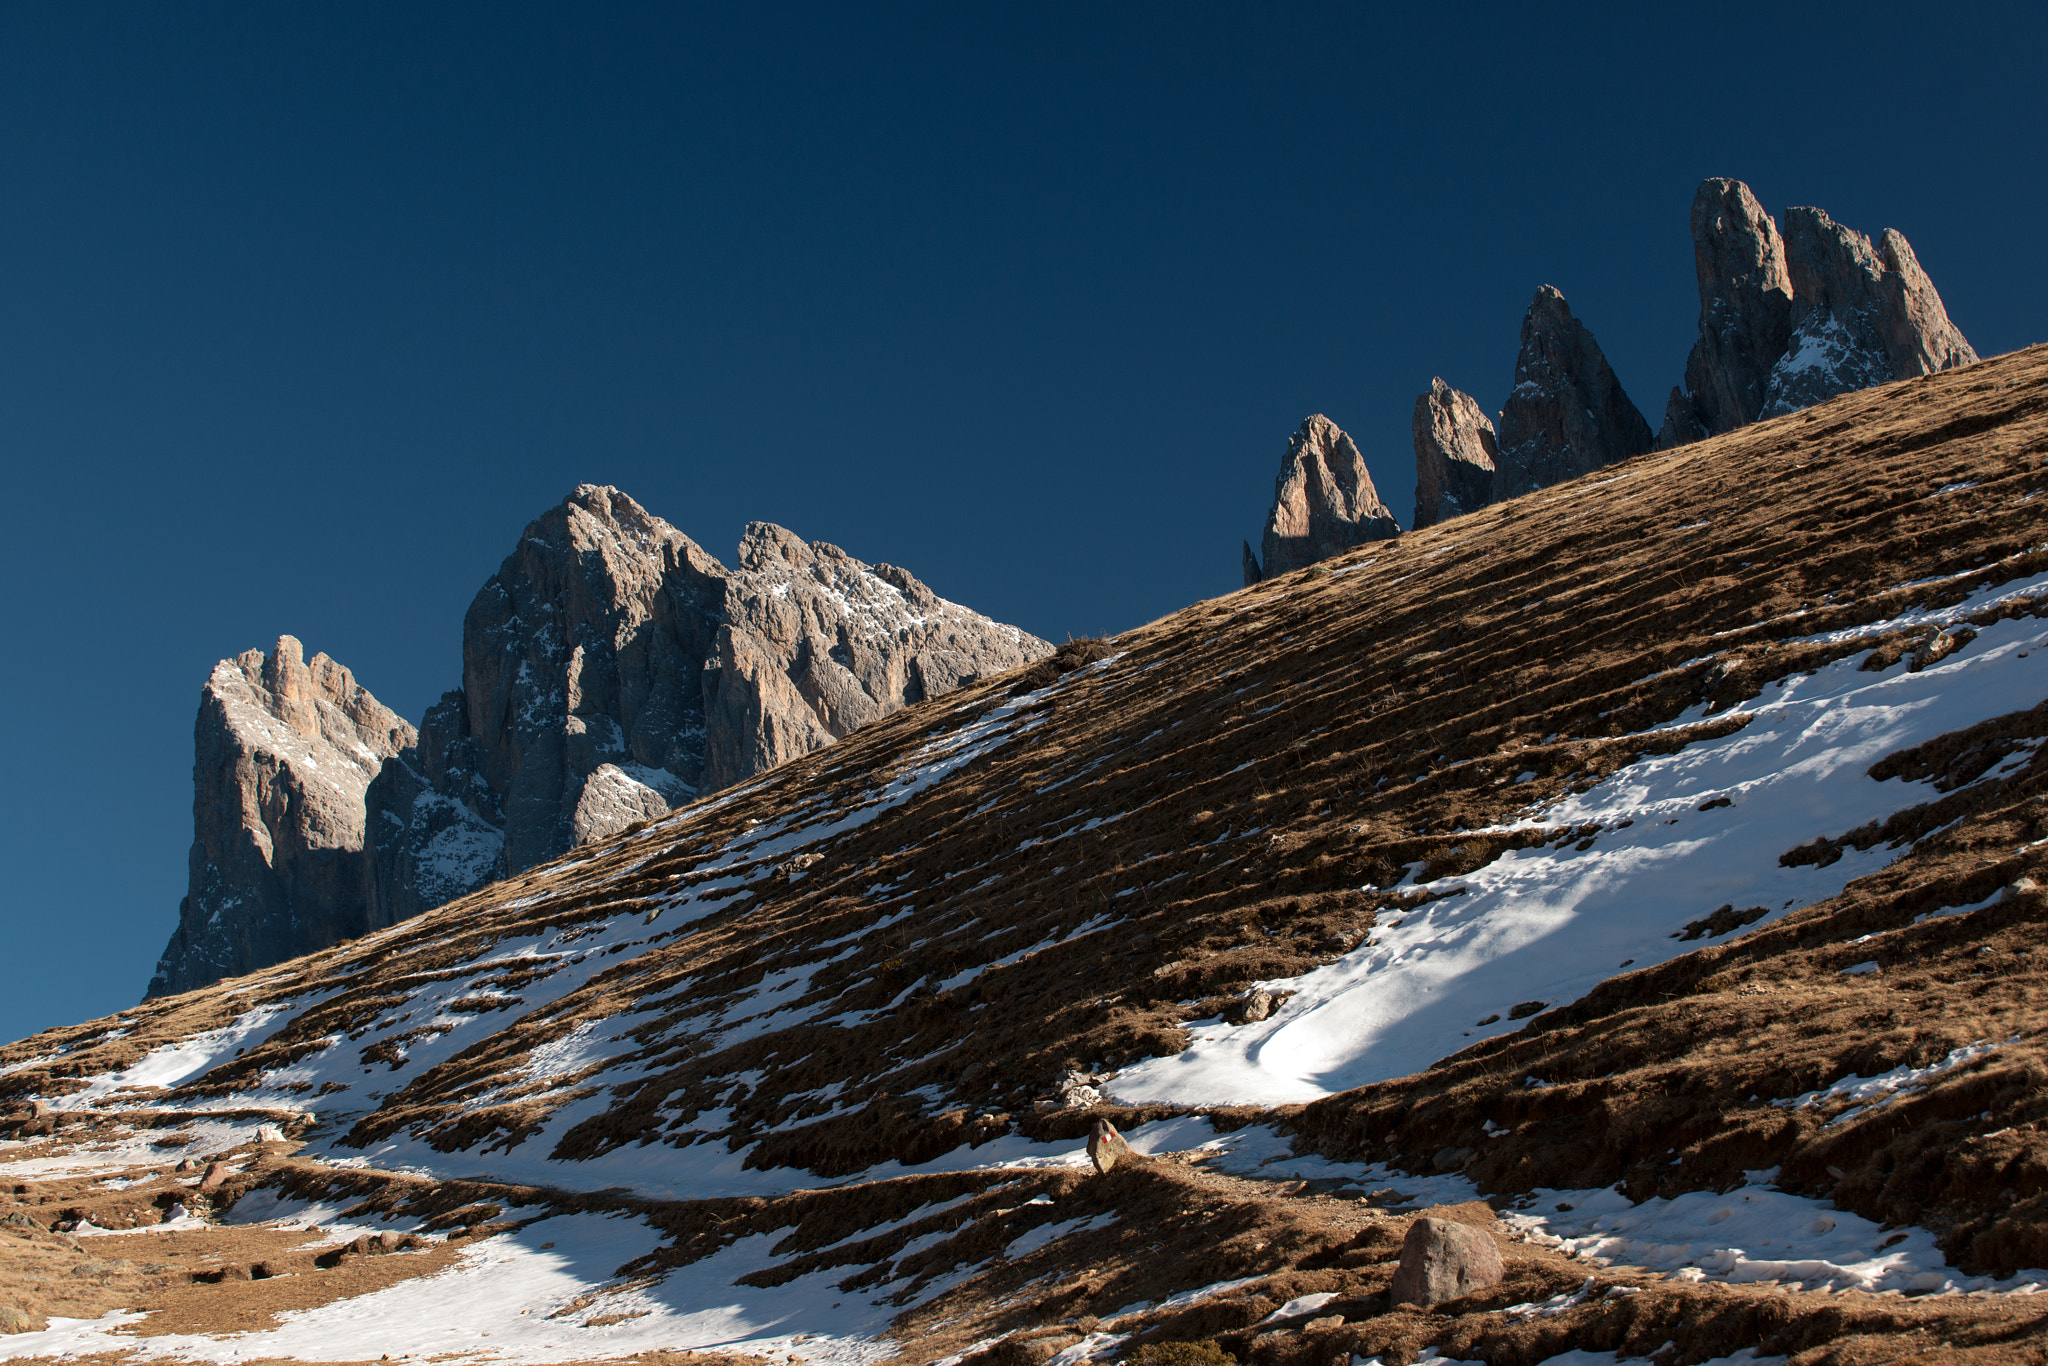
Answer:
[149,486,1051,997]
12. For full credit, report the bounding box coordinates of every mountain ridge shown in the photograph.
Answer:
[149,486,1053,998]
[7,345,2048,1365]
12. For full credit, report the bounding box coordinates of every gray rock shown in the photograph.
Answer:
[361,690,504,928]
[1242,539,1264,586]
[1411,379,1499,528]
[1661,178,1795,446]
[155,488,1051,996]
[459,485,723,875]
[1388,1216,1504,1307]
[1495,287,1654,498]
[148,637,415,998]
[456,488,1051,869]
[1256,414,1400,578]
[1762,207,1977,418]
[1087,1118,1131,1174]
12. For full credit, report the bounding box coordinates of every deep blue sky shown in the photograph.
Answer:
[2,2,2042,1044]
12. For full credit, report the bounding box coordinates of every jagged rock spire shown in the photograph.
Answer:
[1495,286,1653,499]
[1251,414,1400,581]
[1412,379,1499,529]
[1661,178,1796,447]
[1761,207,1978,418]
[1662,179,1977,444]
[148,637,418,998]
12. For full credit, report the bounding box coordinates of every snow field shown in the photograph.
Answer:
[1112,569,2048,1106]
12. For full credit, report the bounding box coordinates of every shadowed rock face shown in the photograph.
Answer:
[148,638,416,998]
[1762,207,1978,419]
[1661,179,1976,444]
[1661,177,1796,447]
[1411,379,1499,530]
[154,487,1052,997]
[458,485,726,875]
[432,486,1055,877]
[1495,286,1653,499]
[1248,414,1400,582]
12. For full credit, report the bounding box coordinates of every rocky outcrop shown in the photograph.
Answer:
[1761,207,1977,418]
[1411,379,1499,529]
[148,639,416,998]
[155,487,1052,996]
[1388,1217,1505,1308]
[1660,178,1796,447]
[1245,415,1400,582]
[1660,180,1975,443]
[456,486,725,875]
[1495,286,1654,499]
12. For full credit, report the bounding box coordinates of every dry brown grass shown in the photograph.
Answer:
[7,347,2048,1361]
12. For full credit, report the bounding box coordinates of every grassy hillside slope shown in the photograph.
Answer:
[5,345,2048,1366]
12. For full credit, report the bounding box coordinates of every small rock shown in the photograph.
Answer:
[1388,1216,1505,1307]
[255,1123,287,1144]
[198,1162,231,1193]
[174,1158,199,1174]
[1304,1315,1346,1331]
[1432,1146,1476,1172]
[1087,1119,1132,1175]
[1234,989,1275,1024]
[28,1101,51,1120]
[0,1303,32,1334]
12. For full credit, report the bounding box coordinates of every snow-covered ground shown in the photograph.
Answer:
[1112,568,2048,1106]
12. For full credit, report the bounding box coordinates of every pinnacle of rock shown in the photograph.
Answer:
[1256,414,1400,578]
[1661,177,1795,446]
[1762,207,1978,418]
[1494,286,1653,498]
[148,637,417,998]
[1411,378,1499,529]
[153,488,1054,997]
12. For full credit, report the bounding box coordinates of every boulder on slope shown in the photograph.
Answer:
[1495,286,1654,499]
[1412,378,1499,529]
[1251,414,1400,580]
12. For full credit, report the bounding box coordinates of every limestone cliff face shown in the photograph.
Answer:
[1660,178,1796,447]
[153,488,1053,997]
[1761,207,1978,418]
[1494,286,1654,499]
[458,485,724,874]
[148,639,415,998]
[1411,379,1499,530]
[701,523,1046,790]
[1661,179,1976,443]
[1244,415,1400,583]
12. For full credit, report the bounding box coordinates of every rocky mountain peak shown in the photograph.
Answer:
[1494,285,1653,499]
[1411,378,1499,530]
[1245,414,1399,583]
[154,489,1053,997]
[1661,177,1796,445]
[1658,179,1977,444]
[1762,207,1978,419]
[147,637,416,998]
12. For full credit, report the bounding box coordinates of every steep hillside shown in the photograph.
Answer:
[7,346,2048,1366]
